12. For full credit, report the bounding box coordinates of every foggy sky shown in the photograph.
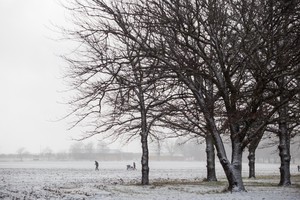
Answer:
[0,0,104,154]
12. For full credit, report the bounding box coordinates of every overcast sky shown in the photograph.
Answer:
[0,0,121,154]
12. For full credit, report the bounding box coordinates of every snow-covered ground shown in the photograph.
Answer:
[0,161,299,199]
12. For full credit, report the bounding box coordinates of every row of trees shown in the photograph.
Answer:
[5,142,111,161]
[63,0,300,192]
[9,139,299,162]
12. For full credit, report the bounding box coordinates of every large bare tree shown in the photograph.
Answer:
[63,0,178,185]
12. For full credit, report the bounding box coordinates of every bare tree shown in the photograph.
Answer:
[259,0,300,186]
[63,0,177,185]
[16,147,27,161]
[164,139,179,157]
[131,0,256,191]
[84,142,95,155]
[42,147,53,160]
[96,141,109,153]
[69,142,84,159]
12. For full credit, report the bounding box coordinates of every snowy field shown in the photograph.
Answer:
[0,161,299,199]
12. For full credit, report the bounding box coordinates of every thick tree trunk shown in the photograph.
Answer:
[228,139,245,192]
[278,107,291,186]
[205,132,217,181]
[141,134,149,185]
[190,81,245,191]
[217,152,245,192]
[216,122,245,192]
[210,123,246,192]
[278,126,291,186]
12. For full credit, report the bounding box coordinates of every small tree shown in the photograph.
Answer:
[96,141,109,154]
[42,147,53,160]
[164,139,178,157]
[84,142,94,154]
[16,147,27,161]
[69,142,84,159]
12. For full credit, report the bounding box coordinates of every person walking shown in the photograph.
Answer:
[95,161,99,171]
[133,162,136,170]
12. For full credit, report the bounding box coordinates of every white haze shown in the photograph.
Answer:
[0,0,137,154]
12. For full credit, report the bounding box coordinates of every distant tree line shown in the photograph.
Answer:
[62,0,300,192]
[2,138,299,163]
[0,142,133,161]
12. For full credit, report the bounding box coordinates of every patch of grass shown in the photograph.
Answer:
[125,174,300,194]
[292,174,300,181]
[245,182,279,187]
[252,175,280,180]
[242,174,300,188]
[149,178,227,187]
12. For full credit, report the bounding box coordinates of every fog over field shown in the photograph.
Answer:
[0,0,73,154]
[0,0,145,155]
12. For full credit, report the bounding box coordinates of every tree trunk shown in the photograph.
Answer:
[140,96,150,185]
[248,150,255,179]
[141,134,149,185]
[205,79,217,181]
[209,122,246,192]
[190,81,245,191]
[228,138,245,192]
[278,107,291,186]
[217,151,245,192]
[205,132,217,181]
[248,130,264,178]
[248,140,258,179]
